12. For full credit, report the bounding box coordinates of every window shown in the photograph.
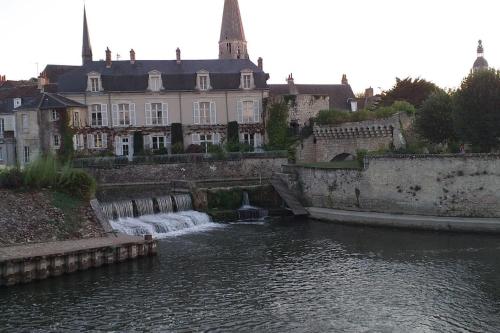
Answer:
[90,104,108,127]
[149,76,162,92]
[87,72,102,92]
[192,133,220,149]
[243,74,252,89]
[0,118,4,137]
[146,103,168,126]
[237,100,260,124]
[22,114,29,133]
[112,103,135,127]
[0,147,3,161]
[13,98,22,109]
[73,111,81,127]
[242,133,255,147]
[94,133,106,149]
[90,78,99,92]
[73,134,83,150]
[53,135,60,148]
[23,146,30,164]
[193,102,216,125]
[152,136,165,150]
[51,110,58,121]
[199,75,209,91]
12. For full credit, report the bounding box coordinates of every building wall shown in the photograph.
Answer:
[289,154,500,218]
[15,110,41,166]
[0,114,16,133]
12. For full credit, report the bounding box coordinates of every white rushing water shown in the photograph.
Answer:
[110,211,219,238]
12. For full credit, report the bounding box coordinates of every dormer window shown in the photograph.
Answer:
[13,98,22,109]
[148,70,163,92]
[240,70,254,90]
[87,72,102,92]
[197,70,211,91]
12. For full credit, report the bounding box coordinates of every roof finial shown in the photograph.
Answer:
[477,39,484,56]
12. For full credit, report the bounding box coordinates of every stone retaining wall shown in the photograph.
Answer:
[86,157,288,184]
[288,154,500,218]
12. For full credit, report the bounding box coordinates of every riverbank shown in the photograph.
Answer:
[0,190,104,246]
[308,207,500,233]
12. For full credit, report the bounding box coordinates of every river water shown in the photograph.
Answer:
[1,219,500,332]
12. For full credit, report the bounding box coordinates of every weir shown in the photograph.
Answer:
[237,191,268,220]
[98,194,215,239]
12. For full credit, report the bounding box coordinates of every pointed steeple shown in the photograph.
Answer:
[82,6,93,65]
[219,0,249,60]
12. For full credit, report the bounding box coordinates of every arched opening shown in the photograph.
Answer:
[331,153,354,162]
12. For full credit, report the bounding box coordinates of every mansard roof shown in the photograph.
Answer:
[0,84,40,114]
[269,84,356,111]
[17,92,86,111]
[57,59,269,93]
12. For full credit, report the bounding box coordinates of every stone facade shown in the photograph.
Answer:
[84,156,287,184]
[287,154,500,218]
[297,113,409,163]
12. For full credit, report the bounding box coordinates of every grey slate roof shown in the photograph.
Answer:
[41,65,80,84]
[269,84,356,111]
[17,93,86,111]
[0,84,40,114]
[57,59,269,93]
[220,0,246,42]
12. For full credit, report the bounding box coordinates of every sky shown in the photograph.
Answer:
[0,0,498,94]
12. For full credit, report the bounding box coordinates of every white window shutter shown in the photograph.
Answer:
[253,101,260,123]
[255,133,262,147]
[102,134,108,148]
[130,104,136,126]
[193,102,200,124]
[144,135,152,149]
[88,106,93,127]
[237,101,243,123]
[210,102,216,124]
[73,135,77,150]
[79,134,84,149]
[162,103,168,125]
[101,104,108,127]
[115,136,122,156]
[214,133,221,144]
[145,103,152,126]
[112,104,118,127]
[87,134,93,149]
[192,134,200,145]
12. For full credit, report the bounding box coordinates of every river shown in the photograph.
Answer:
[1,219,499,332]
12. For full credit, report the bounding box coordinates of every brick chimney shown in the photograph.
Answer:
[287,73,298,95]
[105,47,112,68]
[130,49,136,64]
[365,87,374,98]
[258,57,263,71]
[341,74,348,85]
[176,48,181,64]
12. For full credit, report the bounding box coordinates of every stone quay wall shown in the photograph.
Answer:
[287,154,500,218]
[84,157,288,184]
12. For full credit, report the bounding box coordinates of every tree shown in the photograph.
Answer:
[266,102,290,149]
[415,91,455,144]
[454,69,500,152]
[381,77,441,108]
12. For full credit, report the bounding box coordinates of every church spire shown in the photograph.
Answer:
[82,6,93,65]
[219,0,249,60]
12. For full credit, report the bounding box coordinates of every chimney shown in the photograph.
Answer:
[130,49,136,64]
[287,73,298,95]
[105,47,112,68]
[365,87,374,98]
[258,57,263,71]
[341,74,348,85]
[176,48,181,64]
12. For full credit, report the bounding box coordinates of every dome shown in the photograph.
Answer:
[473,57,489,71]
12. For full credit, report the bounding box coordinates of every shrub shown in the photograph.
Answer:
[227,121,239,144]
[207,144,226,159]
[23,155,60,188]
[356,149,368,167]
[171,142,184,154]
[171,123,184,147]
[185,144,204,154]
[0,168,24,189]
[58,165,96,200]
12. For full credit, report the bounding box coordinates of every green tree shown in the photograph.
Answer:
[453,69,500,152]
[416,91,455,144]
[381,77,441,108]
[266,102,290,149]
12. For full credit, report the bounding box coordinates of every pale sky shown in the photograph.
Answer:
[0,0,498,94]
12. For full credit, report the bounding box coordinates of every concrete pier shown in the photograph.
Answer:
[0,235,157,287]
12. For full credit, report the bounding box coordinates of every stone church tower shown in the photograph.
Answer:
[472,40,489,73]
[219,0,249,60]
[82,6,93,65]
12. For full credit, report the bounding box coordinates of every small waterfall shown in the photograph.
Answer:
[157,196,174,213]
[135,198,155,216]
[174,194,193,211]
[101,203,115,220]
[238,191,268,221]
[110,211,216,239]
[113,201,134,218]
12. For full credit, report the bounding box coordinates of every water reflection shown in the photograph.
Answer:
[1,220,499,332]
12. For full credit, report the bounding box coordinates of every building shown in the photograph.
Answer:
[473,40,489,73]
[269,74,356,130]
[0,80,39,167]
[30,1,268,163]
